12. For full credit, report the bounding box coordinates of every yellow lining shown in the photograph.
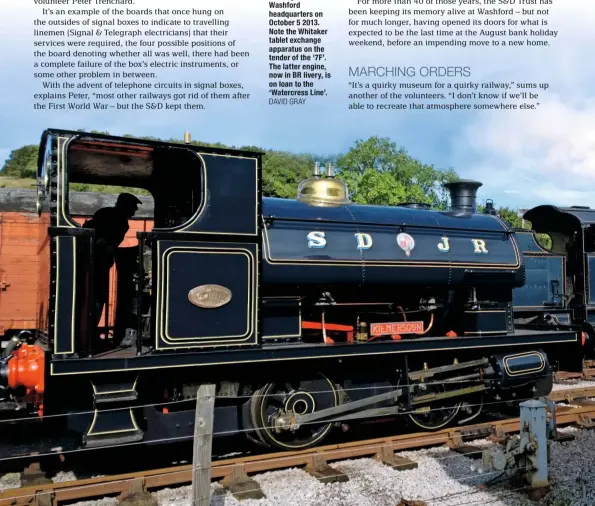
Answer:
[91,376,138,395]
[503,352,545,376]
[160,248,252,342]
[53,236,77,354]
[50,337,576,376]
[87,408,139,436]
[258,375,338,449]
[57,136,78,228]
[464,331,507,335]
[154,244,259,349]
[262,223,522,268]
[173,152,259,236]
[52,131,262,351]
[56,134,259,236]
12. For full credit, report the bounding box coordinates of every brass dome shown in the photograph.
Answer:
[297,162,351,207]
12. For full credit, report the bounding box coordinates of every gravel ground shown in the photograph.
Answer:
[0,469,103,492]
[0,473,19,492]
[3,426,591,506]
[151,447,528,506]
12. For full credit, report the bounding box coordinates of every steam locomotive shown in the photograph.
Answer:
[0,128,584,453]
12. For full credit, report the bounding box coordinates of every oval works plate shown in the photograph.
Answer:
[188,284,232,309]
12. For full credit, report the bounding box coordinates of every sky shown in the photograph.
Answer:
[1,0,594,210]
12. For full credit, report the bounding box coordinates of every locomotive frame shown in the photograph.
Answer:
[0,128,583,453]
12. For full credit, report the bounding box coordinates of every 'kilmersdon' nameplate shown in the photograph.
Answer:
[188,285,232,309]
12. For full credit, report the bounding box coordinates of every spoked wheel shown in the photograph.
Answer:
[249,374,339,450]
[408,383,462,430]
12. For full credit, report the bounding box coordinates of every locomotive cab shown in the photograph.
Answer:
[514,204,595,358]
[35,129,263,360]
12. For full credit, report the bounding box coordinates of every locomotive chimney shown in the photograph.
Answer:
[183,131,191,144]
[444,179,482,214]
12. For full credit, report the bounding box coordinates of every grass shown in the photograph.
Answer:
[0,176,37,189]
[0,176,149,196]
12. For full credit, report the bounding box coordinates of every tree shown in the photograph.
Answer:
[261,151,314,199]
[477,203,552,250]
[1,131,111,178]
[333,136,459,208]
[476,204,525,229]
[495,206,524,229]
[1,145,38,178]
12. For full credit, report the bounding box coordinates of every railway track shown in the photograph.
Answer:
[2,382,595,506]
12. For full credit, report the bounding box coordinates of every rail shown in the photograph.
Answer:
[2,394,595,506]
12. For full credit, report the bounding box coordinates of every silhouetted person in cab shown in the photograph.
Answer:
[83,193,142,330]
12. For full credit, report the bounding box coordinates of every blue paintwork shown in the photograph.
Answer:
[262,298,301,340]
[264,220,517,266]
[168,154,259,236]
[514,230,548,253]
[263,198,509,231]
[512,255,564,308]
[154,240,259,349]
[261,197,522,287]
[512,231,564,309]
